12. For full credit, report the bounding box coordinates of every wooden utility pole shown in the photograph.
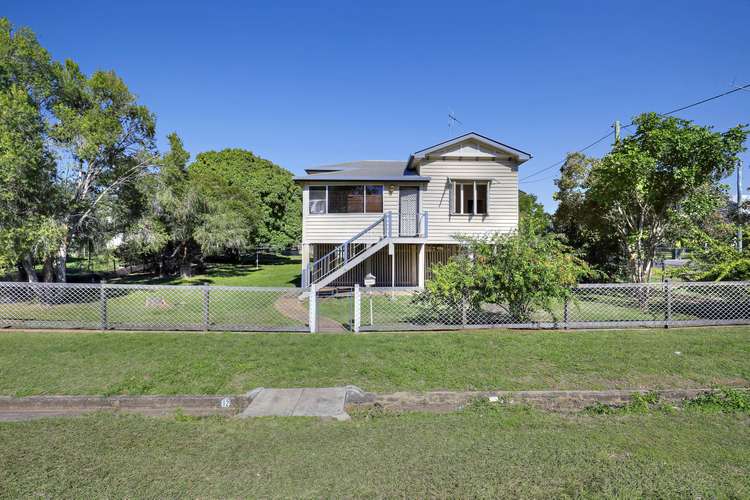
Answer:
[613,120,621,144]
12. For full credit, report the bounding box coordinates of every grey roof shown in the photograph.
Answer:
[294,132,532,182]
[294,160,430,182]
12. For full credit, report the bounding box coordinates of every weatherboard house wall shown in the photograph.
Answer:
[294,132,531,287]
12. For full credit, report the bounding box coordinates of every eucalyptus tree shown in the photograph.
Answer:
[0,18,157,282]
[49,62,157,281]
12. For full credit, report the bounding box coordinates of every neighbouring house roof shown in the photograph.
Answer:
[294,132,531,183]
[294,160,431,182]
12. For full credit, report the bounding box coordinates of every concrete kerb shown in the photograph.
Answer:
[0,388,745,421]
[359,388,747,413]
[0,395,248,420]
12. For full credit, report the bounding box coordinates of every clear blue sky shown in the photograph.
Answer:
[6,0,750,209]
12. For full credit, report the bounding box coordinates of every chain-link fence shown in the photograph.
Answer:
[2,280,750,333]
[355,281,750,331]
[0,282,308,332]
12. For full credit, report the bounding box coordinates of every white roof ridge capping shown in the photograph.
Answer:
[406,131,533,169]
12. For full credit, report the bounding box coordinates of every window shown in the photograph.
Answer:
[475,183,488,214]
[309,185,384,214]
[309,186,326,214]
[329,185,364,213]
[452,180,489,215]
[365,185,383,213]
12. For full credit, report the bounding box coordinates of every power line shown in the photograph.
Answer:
[519,173,558,184]
[658,82,750,118]
[519,82,750,183]
[519,130,613,182]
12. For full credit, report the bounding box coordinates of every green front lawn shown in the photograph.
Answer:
[0,408,747,497]
[111,256,302,287]
[0,327,747,396]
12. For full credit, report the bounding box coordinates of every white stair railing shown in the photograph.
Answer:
[310,212,392,285]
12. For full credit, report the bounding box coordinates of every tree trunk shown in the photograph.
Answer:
[180,262,193,277]
[21,255,39,283]
[42,257,55,283]
[180,243,192,277]
[55,238,68,283]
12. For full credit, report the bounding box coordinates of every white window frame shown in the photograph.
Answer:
[451,180,490,215]
[308,186,327,215]
[308,184,385,215]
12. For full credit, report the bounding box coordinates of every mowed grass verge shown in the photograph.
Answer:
[0,326,748,396]
[0,408,748,497]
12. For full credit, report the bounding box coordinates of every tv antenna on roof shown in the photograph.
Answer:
[448,111,462,129]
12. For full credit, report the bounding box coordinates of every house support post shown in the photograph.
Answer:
[418,243,426,288]
[309,286,317,333]
[353,284,361,333]
[389,242,395,298]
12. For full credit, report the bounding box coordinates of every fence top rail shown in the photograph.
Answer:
[366,286,423,292]
[2,279,750,293]
[576,281,750,289]
[0,281,303,292]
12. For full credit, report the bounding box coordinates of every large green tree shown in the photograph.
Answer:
[189,149,301,249]
[587,113,747,282]
[0,85,60,280]
[554,114,747,283]
[0,18,157,282]
[120,135,257,276]
[0,19,62,281]
[518,190,550,233]
[50,61,156,281]
[553,152,624,280]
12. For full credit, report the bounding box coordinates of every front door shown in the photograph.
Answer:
[399,187,419,236]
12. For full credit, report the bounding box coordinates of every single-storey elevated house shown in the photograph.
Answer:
[294,132,532,290]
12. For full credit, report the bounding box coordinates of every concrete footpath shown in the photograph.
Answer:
[239,387,353,421]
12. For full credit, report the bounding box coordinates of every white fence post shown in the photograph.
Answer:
[202,285,210,332]
[309,286,317,333]
[353,284,361,333]
[664,279,672,329]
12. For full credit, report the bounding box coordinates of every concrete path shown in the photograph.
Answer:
[240,387,350,420]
